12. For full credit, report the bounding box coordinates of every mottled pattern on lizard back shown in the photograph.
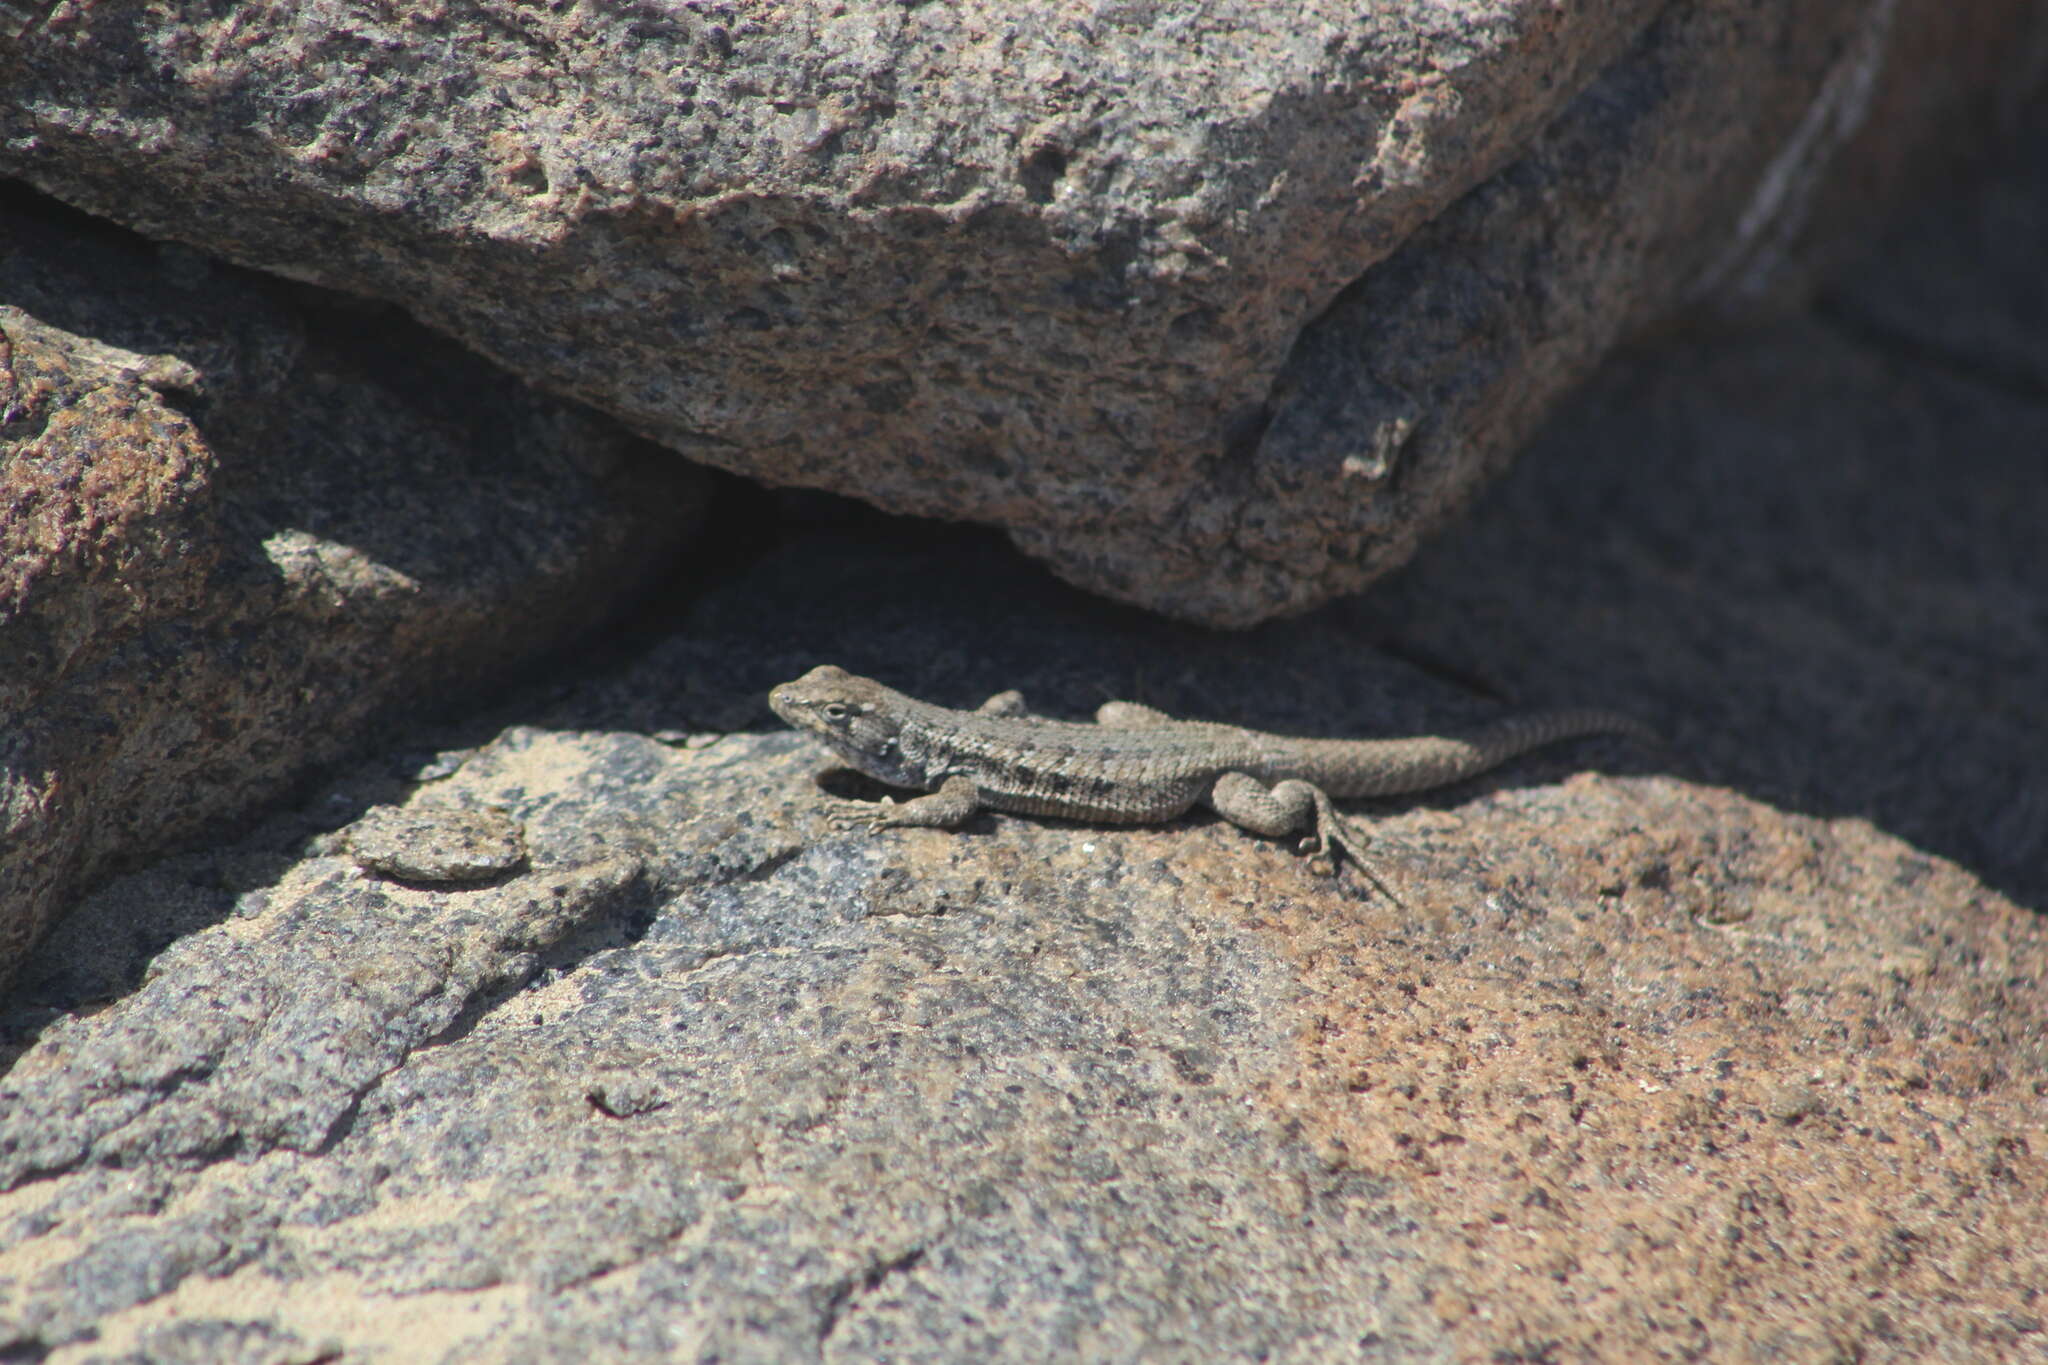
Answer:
[772,666,1255,822]
[769,667,1654,863]
[894,709,1245,822]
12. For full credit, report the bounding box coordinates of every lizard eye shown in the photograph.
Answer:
[821,702,849,721]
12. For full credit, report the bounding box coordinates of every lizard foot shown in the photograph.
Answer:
[1209,774,1405,903]
[1302,795,1406,906]
[820,777,982,834]
[823,796,897,833]
[1297,837,1338,878]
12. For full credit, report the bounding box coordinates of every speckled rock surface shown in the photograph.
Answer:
[345,804,528,885]
[1,106,2044,1365]
[1,714,2041,1360]
[2,0,2037,623]
[0,193,707,980]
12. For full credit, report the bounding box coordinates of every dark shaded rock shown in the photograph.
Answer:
[0,193,708,979]
[1,1,2035,622]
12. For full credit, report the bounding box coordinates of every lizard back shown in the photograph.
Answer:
[893,706,1254,822]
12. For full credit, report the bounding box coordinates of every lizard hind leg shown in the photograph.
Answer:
[977,690,1032,717]
[1207,772,1403,903]
[1094,700,1179,728]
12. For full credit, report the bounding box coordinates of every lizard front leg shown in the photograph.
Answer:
[1206,772,1402,901]
[829,774,984,832]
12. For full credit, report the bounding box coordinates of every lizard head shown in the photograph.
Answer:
[768,665,921,786]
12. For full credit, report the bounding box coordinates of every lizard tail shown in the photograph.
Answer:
[1302,709,1658,798]
[1472,708,1661,758]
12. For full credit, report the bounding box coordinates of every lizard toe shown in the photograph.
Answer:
[824,800,889,833]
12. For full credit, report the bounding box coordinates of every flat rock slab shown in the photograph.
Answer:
[3,0,2035,622]
[2,723,2042,1361]
[346,804,528,885]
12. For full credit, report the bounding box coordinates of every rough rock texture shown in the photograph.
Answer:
[0,191,708,982]
[1,119,2044,1365]
[2,0,2039,623]
[7,732,2042,1362]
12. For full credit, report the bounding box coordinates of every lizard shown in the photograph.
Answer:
[769,665,1656,895]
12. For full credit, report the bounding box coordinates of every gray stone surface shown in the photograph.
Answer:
[2,681,2041,1358]
[347,804,528,885]
[0,191,709,980]
[1,109,2044,1365]
[3,0,2037,623]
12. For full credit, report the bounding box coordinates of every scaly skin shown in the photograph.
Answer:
[769,665,1655,896]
